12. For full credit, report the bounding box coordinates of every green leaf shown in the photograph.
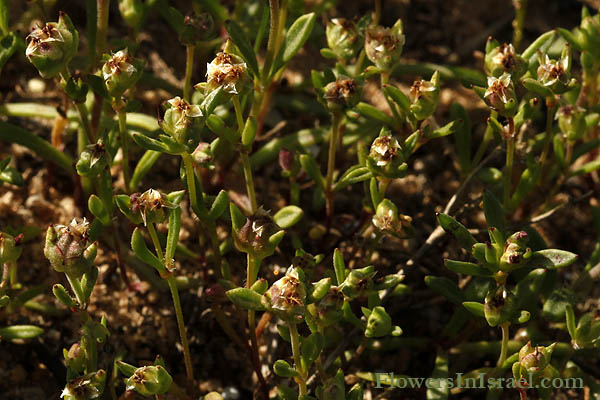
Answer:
[0,165,23,186]
[451,103,471,174]
[521,30,555,60]
[424,276,464,305]
[130,150,161,192]
[425,120,461,140]
[301,332,324,368]
[81,266,98,301]
[242,116,257,147]
[206,114,239,143]
[201,86,224,117]
[334,166,372,191]
[462,301,485,317]
[88,195,110,226]
[131,228,166,273]
[156,4,184,35]
[0,122,73,174]
[273,360,298,378]
[333,248,346,285]
[299,154,325,189]
[116,361,138,378]
[529,249,578,269]
[0,325,43,340]
[565,304,577,340]
[0,32,22,71]
[87,74,110,100]
[436,213,476,250]
[208,190,229,220]
[226,20,259,79]
[521,78,554,98]
[229,202,247,233]
[226,288,265,311]
[571,160,600,176]
[273,206,304,228]
[383,85,411,113]
[271,13,316,76]
[253,4,269,53]
[556,28,584,52]
[0,0,8,35]
[483,190,505,235]
[427,351,449,400]
[444,259,490,277]
[52,284,76,308]
[131,132,170,153]
[165,206,181,269]
[542,288,576,322]
[511,166,538,209]
[356,102,395,126]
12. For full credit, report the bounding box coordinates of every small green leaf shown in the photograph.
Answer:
[206,114,239,143]
[530,249,578,269]
[444,259,490,277]
[131,132,171,153]
[81,267,98,301]
[462,301,485,317]
[131,228,166,273]
[334,166,372,191]
[52,284,76,308]
[310,278,331,301]
[425,120,461,140]
[301,332,324,367]
[356,102,395,126]
[116,360,138,378]
[201,86,224,117]
[333,248,345,285]
[242,116,257,147]
[565,304,576,340]
[250,278,268,295]
[0,325,43,340]
[271,13,316,76]
[299,154,325,189]
[522,78,554,98]
[542,288,577,322]
[0,0,8,36]
[226,287,266,311]
[130,150,162,192]
[87,74,110,100]
[483,190,505,235]
[165,206,181,269]
[208,190,229,220]
[425,276,464,305]
[273,360,298,378]
[88,195,110,226]
[383,85,411,113]
[273,206,304,229]
[556,28,584,52]
[225,20,260,78]
[451,103,471,174]
[437,213,477,250]
[229,203,247,232]
[521,30,555,60]
[427,351,449,400]
[511,166,538,209]
[571,160,600,176]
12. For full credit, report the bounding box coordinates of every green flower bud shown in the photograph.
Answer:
[326,18,362,61]
[499,231,532,272]
[26,12,79,79]
[339,265,376,299]
[308,286,344,327]
[180,12,215,46]
[409,71,440,121]
[44,219,95,278]
[204,51,249,95]
[125,365,173,396]
[129,189,177,226]
[0,232,22,264]
[556,105,586,141]
[233,209,283,259]
[102,49,144,98]
[366,133,407,179]
[160,96,203,143]
[324,76,360,111]
[76,141,109,178]
[63,342,86,375]
[191,142,213,168]
[266,267,307,322]
[513,341,556,383]
[365,306,393,338]
[118,0,144,31]
[372,199,412,235]
[484,42,526,78]
[484,286,515,327]
[61,370,106,400]
[483,73,518,117]
[536,52,571,94]
[365,20,405,70]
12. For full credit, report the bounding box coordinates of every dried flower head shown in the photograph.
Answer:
[102,49,144,97]
[61,370,105,400]
[234,208,283,259]
[365,20,405,70]
[484,73,517,117]
[44,218,96,278]
[324,76,360,111]
[267,267,307,321]
[130,189,176,226]
[536,51,571,94]
[326,18,362,60]
[160,96,203,143]
[366,133,407,179]
[125,365,173,396]
[409,71,440,120]
[205,51,248,95]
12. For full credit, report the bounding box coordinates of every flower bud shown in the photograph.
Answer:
[372,199,412,235]
[324,76,360,111]
[191,142,213,168]
[180,12,215,45]
[339,265,376,299]
[513,341,556,382]
[309,286,344,327]
[129,189,176,226]
[266,267,307,322]
[556,105,586,141]
[125,365,173,396]
[483,73,518,117]
[160,96,203,143]
[365,306,393,338]
[484,42,526,78]
[499,231,532,272]
[44,219,95,278]
[102,49,144,98]
[63,342,86,375]
[233,209,283,259]
[76,141,108,178]
[409,71,440,121]
[279,148,300,177]
[365,20,405,70]
[326,18,362,61]
[61,370,106,400]
[26,12,79,79]
[366,133,407,179]
[536,52,571,94]
[204,51,249,95]
[118,0,144,31]
[0,232,22,264]
[484,286,515,327]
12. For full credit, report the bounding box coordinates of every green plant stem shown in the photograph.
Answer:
[117,109,131,192]
[473,110,498,167]
[245,254,267,396]
[147,222,164,261]
[538,97,556,184]
[504,119,515,211]
[96,0,110,58]
[289,176,300,205]
[374,0,382,25]
[182,152,200,216]
[66,273,86,307]
[183,45,195,102]
[8,261,17,288]
[166,275,194,384]
[512,0,528,51]
[325,112,342,226]
[262,0,281,83]
[75,103,95,145]
[288,322,307,396]
[232,96,258,213]
[497,323,510,367]
[380,72,402,125]
[82,325,98,373]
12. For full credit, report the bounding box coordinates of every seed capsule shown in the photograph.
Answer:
[365,20,405,70]
[205,51,248,95]
[102,49,144,98]
[160,96,203,143]
[483,73,518,117]
[326,18,362,61]
[125,365,173,396]
[44,219,95,278]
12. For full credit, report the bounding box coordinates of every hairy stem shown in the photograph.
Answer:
[263,0,281,83]
[146,222,164,261]
[96,0,110,57]
[183,45,195,102]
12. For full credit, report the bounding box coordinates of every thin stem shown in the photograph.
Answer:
[241,152,258,214]
[8,261,17,288]
[182,152,200,216]
[82,326,98,373]
[166,276,194,384]
[374,0,382,25]
[538,97,556,183]
[504,119,515,211]
[245,254,268,397]
[117,109,130,192]
[66,273,86,307]
[183,45,195,102]
[232,96,245,136]
[497,323,510,367]
[146,222,164,261]
[326,112,342,226]
[288,322,307,396]
[289,176,299,205]
[473,110,498,167]
[96,0,110,58]
[512,0,528,51]
[263,0,281,83]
